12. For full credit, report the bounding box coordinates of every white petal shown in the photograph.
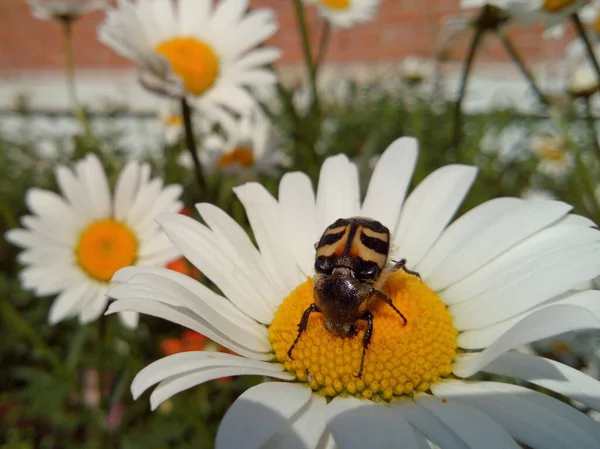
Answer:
[48,283,93,324]
[131,351,288,399]
[458,290,600,349]
[55,165,94,219]
[480,352,600,412]
[391,399,470,449]
[263,395,328,449]
[441,225,600,306]
[234,183,305,297]
[25,188,83,228]
[127,179,164,229]
[79,284,109,324]
[316,154,361,230]
[432,380,600,449]
[392,165,477,267]
[133,184,183,236]
[216,383,312,449]
[417,198,522,279]
[156,213,275,323]
[78,154,111,219]
[278,172,318,277]
[114,161,140,221]
[196,203,282,309]
[118,311,139,329]
[326,397,420,449]
[426,200,572,291]
[415,394,520,449]
[360,137,418,230]
[105,299,271,361]
[6,229,61,250]
[454,304,600,378]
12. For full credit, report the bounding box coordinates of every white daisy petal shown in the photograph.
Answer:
[118,311,139,329]
[114,161,140,221]
[279,172,318,277]
[131,351,286,399]
[456,289,600,350]
[127,179,164,229]
[216,383,312,449]
[178,0,211,34]
[450,243,600,329]
[316,155,361,230]
[392,165,477,267]
[105,299,271,361]
[426,200,572,291]
[361,136,418,231]
[79,284,109,325]
[441,225,600,306]
[6,229,62,250]
[263,395,328,449]
[234,183,305,296]
[417,198,523,278]
[78,154,111,219]
[326,396,420,449]
[415,394,520,449]
[48,283,94,324]
[156,213,275,323]
[479,352,600,412]
[453,304,600,378]
[196,203,281,309]
[55,165,95,218]
[391,399,470,449]
[25,188,82,228]
[432,380,600,449]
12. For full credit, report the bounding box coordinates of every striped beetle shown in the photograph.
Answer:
[287,217,419,378]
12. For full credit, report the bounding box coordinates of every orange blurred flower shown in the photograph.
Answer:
[167,257,202,280]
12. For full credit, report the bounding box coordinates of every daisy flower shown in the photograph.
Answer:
[98,0,281,117]
[6,154,183,329]
[108,136,600,447]
[530,134,575,178]
[198,110,288,176]
[304,0,380,28]
[399,57,432,86]
[27,0,107,21]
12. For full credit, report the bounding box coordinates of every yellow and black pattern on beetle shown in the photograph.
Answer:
[288,216,418,378]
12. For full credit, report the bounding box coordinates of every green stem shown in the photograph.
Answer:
[180,98,207,192]
[96,318,108,448]
[0,298,62,372]
[315,20,331,74]
[571,13,600,86]
[61,18,96,148]
[496,29,548,107]
[292,0,319,112]
[583,96,600,161]
[452,26,484,155]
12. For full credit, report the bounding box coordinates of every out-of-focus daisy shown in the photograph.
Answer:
[521,187,556,201]
[196,111,288,176]
[108,136,600,448]
[27,0,107,21]
[6,154,182,328]
[569,65,600,97]
[531,134,575,177]
[304,0,380,28]
[99,0,281,116]
[480,123,530,165]
[160,109,184,147]
[399,57,432,86]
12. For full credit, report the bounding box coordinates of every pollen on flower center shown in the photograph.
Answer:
[155,37,219,96]
[217,147,255,169]
[269,271,458,402]
[542,0,577,12]
[76,219,138,282]
[321,0,350,10]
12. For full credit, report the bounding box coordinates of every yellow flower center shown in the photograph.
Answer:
[76,219,138,282]
[155,37,219,96]
[543,0,577,12]
[320,0,350,9]
[164,114,183,127]
[216,147,255,169]
[269,271,458,402]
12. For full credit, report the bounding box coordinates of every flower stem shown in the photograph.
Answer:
[0,298,62,372]
[61,18,96,148]
[180,98,206,192]
[571,13,600,86]
[452,26,484,155]
[583,96,600,160]
[496,29,548,107]
[292,0,319,112]
[315,20,331,73]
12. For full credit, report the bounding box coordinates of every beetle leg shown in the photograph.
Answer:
[370,287,408,326]
[287,303,321,360]
[354,311,374,379]
[391,258,421,280]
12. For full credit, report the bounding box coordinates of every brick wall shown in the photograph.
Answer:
[0,0,574,74]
